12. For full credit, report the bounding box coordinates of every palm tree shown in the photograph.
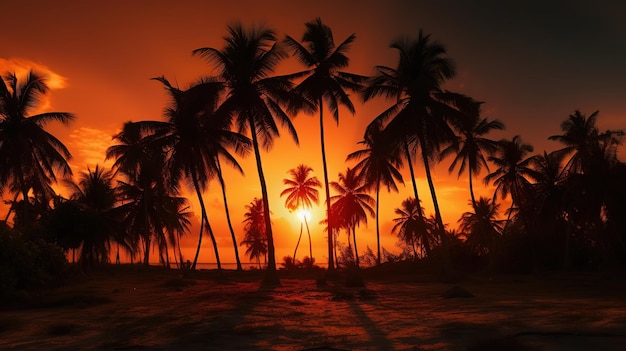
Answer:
[347,123,404,264]
[484,135,539,232]
[150,76,251,271]
[64,165,132,267]
[241,198,268,268]
[392,197,434,258]
[458,197,504,256]
[280,164,321,262]
[442,100,504,209]
[194,23,298,283]
[0,71,74,223]
[106,121,179,265]
[285,18,367,271]
[330,167,375,268]
[362,30,466,273]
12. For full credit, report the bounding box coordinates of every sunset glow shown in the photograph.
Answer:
[296,208,312,224]
[2,1,625,268]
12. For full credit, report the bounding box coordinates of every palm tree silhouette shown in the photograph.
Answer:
[348,123,404,264]
[149,76,250,270]
[64,165,131,267]
[241,198,268,268]
[484,135,539,232]
[194,23,298,282]
[0,70,74,223]
[362,30,465,273]
[285,17,367,271]
[458,197,504,257]
[106,121,176,265]
[280,164,321,263]
[392,197,434,258]
[442,100,504,210]
[330,167,375,269]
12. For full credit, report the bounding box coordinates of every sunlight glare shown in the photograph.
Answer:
[296,208,312,223]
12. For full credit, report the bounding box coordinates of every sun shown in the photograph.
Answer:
[296,208,312,223]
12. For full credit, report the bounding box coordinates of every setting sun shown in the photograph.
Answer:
[296,208,312,223]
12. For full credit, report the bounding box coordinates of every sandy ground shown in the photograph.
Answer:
[2,266,626,350]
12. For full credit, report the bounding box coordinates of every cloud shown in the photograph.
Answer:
[0,57,68,112]
[67,126,115,171]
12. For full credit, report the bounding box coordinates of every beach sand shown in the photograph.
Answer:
[2,266,626,350]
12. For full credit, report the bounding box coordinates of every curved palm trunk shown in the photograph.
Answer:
[293,222,303,261]
[319,98,335,271]
[304,217,313,262]
[418,135,451,274]
[375,181,381,265]
[248,117,278,283]
[190,173,221,271]
[352,226,360,269]
[469,168,477,211]
[216,158,243,271]
[404,142,431,257]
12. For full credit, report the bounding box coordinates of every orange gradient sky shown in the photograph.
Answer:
[2,1,625,265]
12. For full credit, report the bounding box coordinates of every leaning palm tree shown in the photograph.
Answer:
[330,167,375,269]
[285,18,367,271]
[280,164,321,262]
[362,30,466,273]
[193,23,298,282]
[150,76,251,271]
[0,70,74,223]
[442,100,504,210]
[347,123,404,264]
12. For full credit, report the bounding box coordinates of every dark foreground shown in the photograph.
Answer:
[2,265,626,350]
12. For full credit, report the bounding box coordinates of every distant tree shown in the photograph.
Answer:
[64,166,131,267]
[0,70,74,223]
[330,167,375,268]
[392,197,434,258]
[442,100,503,210]
[458,197,504,256]
[484,135,539,232]
[280,164,321,262]
[348,123,404,265]
[241,198,268,268]
[285,17,367,271]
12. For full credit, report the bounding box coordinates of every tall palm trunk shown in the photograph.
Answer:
[248,117,278,283]
[375,180,381,265]
[293,223,303,261]
[352,226,360,269]
[319,97,335,271]
[469,167,477,211]
[418,135,451,274]
[404,141,431,258]
[216,158,243,271]
[190,172,221,271]
[304,217,312,262]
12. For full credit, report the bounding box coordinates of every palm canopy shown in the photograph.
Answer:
[0,71,74,213]
[193,23,299,149]
[441,99,504,207]
[548,110,624,174]
[330,167,375,229]
[281,164,321,211]
[284,17,367,120]
[458,197,504,255]
[484,135,540,207]
[392,197,433,258]
[347,123,404,193]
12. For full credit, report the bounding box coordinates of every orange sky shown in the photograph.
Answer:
[2,0,625,265]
